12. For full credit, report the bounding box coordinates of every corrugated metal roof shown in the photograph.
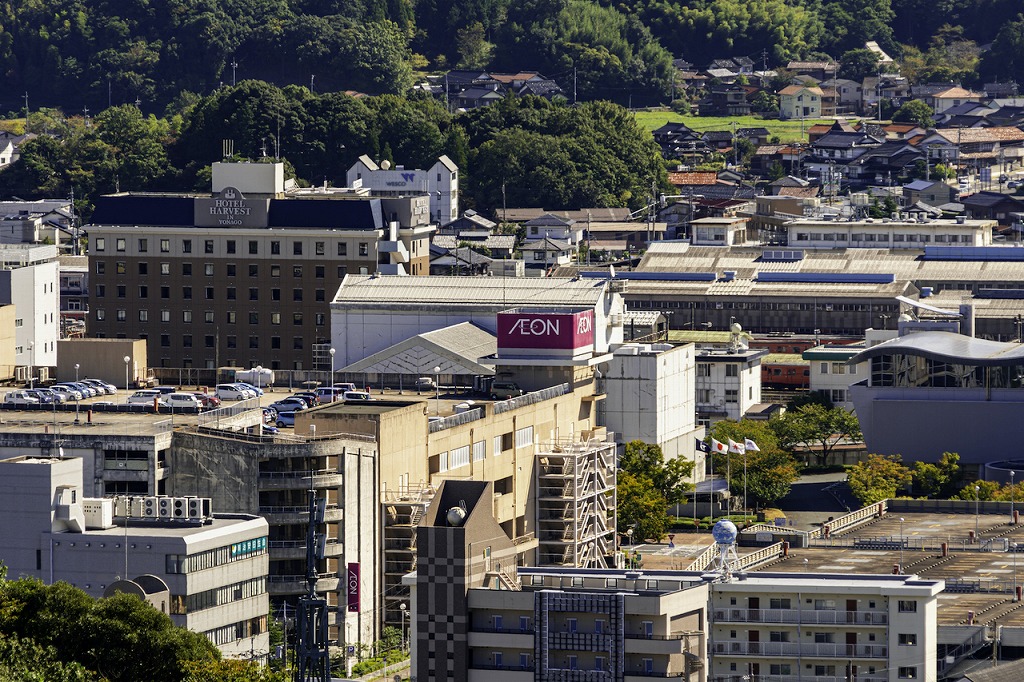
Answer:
[332,275,606,306]
[852,330,1024,365]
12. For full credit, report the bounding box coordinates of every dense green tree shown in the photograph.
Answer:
[912,452,962,499]
[848,454,913,504]
[839,49,881,82]
[620,440,694,504]
[0,633,92,682]
[707,420,800,507]
[771,403,862,467]
[980,15,1024,85]
[617,470,669,542]
[892,99,935,128]
[953,479,1000,501]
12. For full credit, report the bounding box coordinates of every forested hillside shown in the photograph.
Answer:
[2,0,1022,113]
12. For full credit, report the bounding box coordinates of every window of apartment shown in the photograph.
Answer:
[814,666,836,677]
[226,264,236,277]
[338,242,347,256]
[270,241,280,255]
[116,238,126,252]
[338,266,347,278]
[725,389,738,403]
[117,285,126,298]
[271,336,281,349]
[249,312,259,324]
[205,287,214,300]
[160,334,170,347]
[138,286,148,298]
[161,310,170,322]
[249,288,259,301]
[137,262,148,276]
[769,598,791,610]
[137,238,148,252]
[271,313,281,325]
[203,263,214,276]
[315,313,325,326]
[898,600,917,613]
[204,240,214,254]
[292,241,302,256]
[116,309,126,321]
[293,337,303,350]
[770,665,792,676]
[519,616,530,631]
[293,289,302,301]
[226,240,236,254]
[96,261,106,275]
[182,335,192,348]
[182,263,192,276]
[725,364,739,377]
[205,335,215,348]
[270,265,281,278]
[116,262,126,274]
[359,242,368,256]
[249,264,258,277]
[182,286,192,300]
[160,262,170,275]
[696,389,711,403]
[515,426,534,449]
[898,633,917,646]
[898,667,918,679]
[159,239,169,253]
[226,288,236,300]
[315,241,324,256]
[226,336,237,349]
[292,265,302,277]
[183,311,192,323]
[315,265,325,278]
[248,240,258,255]
[95,310,105,321]
[814,632,835,643]
[831,362,846,375]
[769,631,790,642]
[814,599,836,610]
[227,312,236,324]
[249,336,258,349]
[182,239,192,253]
[95,237,106,251]
[293,313,303,325]
[204,311,214,323]
[161,286,170,299]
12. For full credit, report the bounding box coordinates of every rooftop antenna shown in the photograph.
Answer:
[222,139,234,160]
[294,461,329,682]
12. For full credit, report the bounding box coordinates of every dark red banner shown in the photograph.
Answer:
[497,310,594,350]
[347,563,360,612]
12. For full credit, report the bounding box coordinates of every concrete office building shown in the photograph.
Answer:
[346,155,458,224]
[709,573,943,682]
[804,343,865,409]
[850,330,1024,465]
[784,216,995,249]
[601,342,704,466]
[86,162,433,371]
[0,243,59,377]
[409,479,710,682]
[695,347,766,424]
[0,455,270,659]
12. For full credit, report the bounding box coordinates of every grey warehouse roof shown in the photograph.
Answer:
[850,331,1024,366]
[331,274,607,307]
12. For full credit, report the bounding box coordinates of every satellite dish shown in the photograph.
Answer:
[730,322,743,334]
[446,506,467,527]
[380,160,392,170]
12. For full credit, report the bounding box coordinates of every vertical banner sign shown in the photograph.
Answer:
[347,563,360,612]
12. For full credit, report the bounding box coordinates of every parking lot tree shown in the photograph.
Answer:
[619,440,693,504]
[848,454,913,505]
[912,451,962,499]
[617,470,669,542]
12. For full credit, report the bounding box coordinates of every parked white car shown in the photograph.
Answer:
[4,390,39,405]
[50,385,83,401]
[166,393,204,409]
[127,389,167,406]
[215,383,255,401]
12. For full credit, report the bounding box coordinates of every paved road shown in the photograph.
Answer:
[775,472,855,531]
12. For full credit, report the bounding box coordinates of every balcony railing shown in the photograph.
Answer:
[713,608,887,625]
[711,641,887,658]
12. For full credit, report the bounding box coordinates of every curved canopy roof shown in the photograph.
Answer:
[850,331,1024,366]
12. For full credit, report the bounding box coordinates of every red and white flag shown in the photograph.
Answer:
[728,439,746,454]
[710,438,729,454]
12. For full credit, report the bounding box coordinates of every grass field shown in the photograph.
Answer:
[633,109,841,144]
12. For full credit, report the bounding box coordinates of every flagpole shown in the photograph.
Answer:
[710,446,714,524]
[743,451,748,519]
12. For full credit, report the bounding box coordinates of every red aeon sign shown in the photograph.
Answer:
[497,310,594,350]
[347,563,360,612]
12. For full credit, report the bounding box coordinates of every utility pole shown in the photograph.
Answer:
[231,59,238,87]
[573,67,577,105]
[23,91,28,119]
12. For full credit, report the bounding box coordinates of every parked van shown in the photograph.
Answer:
[5,390,39,405]
[488,381,525,400]
[127,389,167,406]
[342,391,372,401]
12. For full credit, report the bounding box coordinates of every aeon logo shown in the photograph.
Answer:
[577,314,592,335]
[511,317,560,336]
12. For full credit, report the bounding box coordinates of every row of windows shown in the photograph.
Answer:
[436,434,516,473]
[204,615,267,646]
[794,232,973,243]
[95,309,325,326]
[157,335,309,350]
[166,537,269,574]
[95,284,325,302]
[631,300,901,313]
[169,576,266,615]
[96,261,356,280]
[96,237,370,257]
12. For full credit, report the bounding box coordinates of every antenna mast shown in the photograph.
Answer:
[293,466,329,682]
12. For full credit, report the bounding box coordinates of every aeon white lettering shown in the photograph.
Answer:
[577,314,592,335]
[348,572,359,595]
[511,318,560,336]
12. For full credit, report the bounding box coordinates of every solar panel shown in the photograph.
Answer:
[757,272,896,284]
[923,246,1024,261]
[761,249,805,261]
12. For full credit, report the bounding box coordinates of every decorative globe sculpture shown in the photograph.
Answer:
[446,506,467,527]
[712,519,738,546]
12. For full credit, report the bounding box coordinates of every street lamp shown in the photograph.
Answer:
[1014,543,1019,602]
[399,602,409,652]
[123,356,131,403]
[74,363,81,423]
[1013,471,1017,525]
[433,365,441,415]
[27,341,34,390]
[899,517,905,571]
[329,348,336,396]
[976,485,981,541]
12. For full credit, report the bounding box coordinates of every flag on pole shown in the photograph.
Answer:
[728,439,746,454]
[744,438,760,452]
[710,438,729,455]
[696,438,711,453]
